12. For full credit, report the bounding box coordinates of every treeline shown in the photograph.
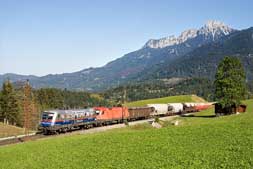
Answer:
[103,78,215,102]
[0,81,113,129]
[35,88,112,109]
[104,77,253,103]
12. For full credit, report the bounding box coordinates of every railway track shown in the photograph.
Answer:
[0,114,180,147]
[0,133,48,146]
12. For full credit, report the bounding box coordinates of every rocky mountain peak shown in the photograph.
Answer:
[143,20,235,49]
[199,20,235,38]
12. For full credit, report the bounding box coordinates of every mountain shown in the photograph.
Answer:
[0,20,239,91]
[146,27,253,82]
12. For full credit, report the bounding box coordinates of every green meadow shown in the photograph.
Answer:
[0,99,252,169]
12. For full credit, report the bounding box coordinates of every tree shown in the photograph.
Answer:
[0,80,20,125]
[23,80,40,132]
[214,56,246,114]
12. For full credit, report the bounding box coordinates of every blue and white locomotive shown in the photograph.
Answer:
[40,109,97,134]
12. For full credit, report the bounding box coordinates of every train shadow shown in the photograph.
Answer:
[180,114,216,118]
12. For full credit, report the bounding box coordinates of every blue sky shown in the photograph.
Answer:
[0,0,252,76]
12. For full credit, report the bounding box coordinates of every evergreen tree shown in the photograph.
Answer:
[0,80,20,125]
[214,56,246,113]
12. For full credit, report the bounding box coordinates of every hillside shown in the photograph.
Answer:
[125,95,206,107]
[0,100,252,168]
[0,123,25,138]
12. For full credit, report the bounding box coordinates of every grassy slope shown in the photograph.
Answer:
[0,123,25,138]
[0,99,252,169]
[125,95,205,107]
[178,99,253,126]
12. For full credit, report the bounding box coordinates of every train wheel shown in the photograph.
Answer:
[43,129,48,135]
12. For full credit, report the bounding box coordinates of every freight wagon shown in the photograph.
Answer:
[147,104,170,116]
[182,103,198,113]
[168,103,184,115]
[194,103,212,111]
[128,107,154,120]
[182,103,212,113]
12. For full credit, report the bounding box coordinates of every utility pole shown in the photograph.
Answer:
[123,87,126,104]
[122,87,127,123]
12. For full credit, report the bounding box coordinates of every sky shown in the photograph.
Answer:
[0,0,252,76]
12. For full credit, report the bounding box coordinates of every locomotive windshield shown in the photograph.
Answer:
[42,112,54,120]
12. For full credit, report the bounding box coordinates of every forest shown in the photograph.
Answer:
[0,81,112,129]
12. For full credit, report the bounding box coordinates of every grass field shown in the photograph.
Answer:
[0,99,252,169]
[125,95,206,107]
[0,123,25,138]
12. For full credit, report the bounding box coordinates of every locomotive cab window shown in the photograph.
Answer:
[42,112,54,120]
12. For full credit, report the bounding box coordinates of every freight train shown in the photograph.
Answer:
[39,103,212,134]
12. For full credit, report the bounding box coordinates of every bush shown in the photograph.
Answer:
[154,117,160,123]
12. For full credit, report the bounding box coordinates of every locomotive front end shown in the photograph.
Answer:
[38,111,57,134]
